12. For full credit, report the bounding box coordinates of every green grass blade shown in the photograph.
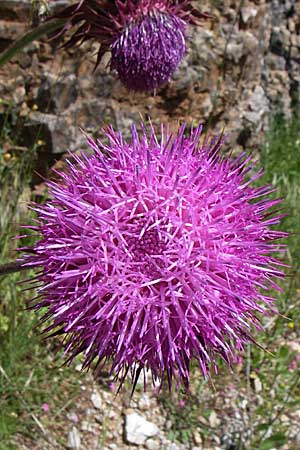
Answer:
[0,19,65,68]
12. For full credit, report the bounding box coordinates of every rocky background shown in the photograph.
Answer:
[0,0,300,173]
[0,1,300,450]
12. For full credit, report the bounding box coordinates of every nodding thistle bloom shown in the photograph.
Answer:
[22,122,286,391]
[48,0,209,91]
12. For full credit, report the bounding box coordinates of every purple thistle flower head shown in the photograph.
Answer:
[48,0,209,91]
[111,12,186,91]
[22,121,286,391]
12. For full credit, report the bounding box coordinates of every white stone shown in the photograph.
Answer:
[254,377,263,393]
[239,399,248,410]
[80,420,94,432]
[193,429,203,445]
[288,342,300,353]
[91,391,102,409]
[146,438,160,450]
[125,412,159,445]
[138,393,152,410]
[67,426,81,449]
[241,7,258,23]
[208,411,221,428]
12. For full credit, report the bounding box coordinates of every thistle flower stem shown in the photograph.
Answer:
[0,19,65,68]
[0,261,27,276]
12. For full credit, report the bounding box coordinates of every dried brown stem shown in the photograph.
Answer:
[0,261,28,276]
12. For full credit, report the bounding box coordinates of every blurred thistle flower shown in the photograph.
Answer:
[48,0,209,91]
[41,403,50,412]
[21,121,286,391]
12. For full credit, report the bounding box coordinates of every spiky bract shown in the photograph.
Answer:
[22,122,286,390]
[48,0,209,91]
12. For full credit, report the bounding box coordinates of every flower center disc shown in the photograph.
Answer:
[126,225,166,276]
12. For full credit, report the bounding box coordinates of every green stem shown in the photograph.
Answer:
[0,19,65,69]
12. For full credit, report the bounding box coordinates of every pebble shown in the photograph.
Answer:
[146,438,160,450]
[125,412,159,445]
[240,6,258,23]
[67,426,81,449]
[80,420,94,432]
[91,391,102,409]
[193,429,203,445]
[138,393,152,410]
[254,377,263,393]
[208,411,221,428]
[238,399,248,410]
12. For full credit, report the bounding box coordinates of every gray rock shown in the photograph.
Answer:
[244,85,269,127]
[248,86,269,113]
[244,110,262,125]
[226,42,244,63]
[28,111,74,154]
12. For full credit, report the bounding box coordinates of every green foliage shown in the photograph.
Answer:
[258,432,288,450]
[260,116,300,260]
[247,116,300,449]
[160,116,300,448]
[0,104,82,448]
[160,376,207,444]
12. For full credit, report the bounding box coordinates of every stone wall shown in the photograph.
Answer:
[0,0,299,160]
